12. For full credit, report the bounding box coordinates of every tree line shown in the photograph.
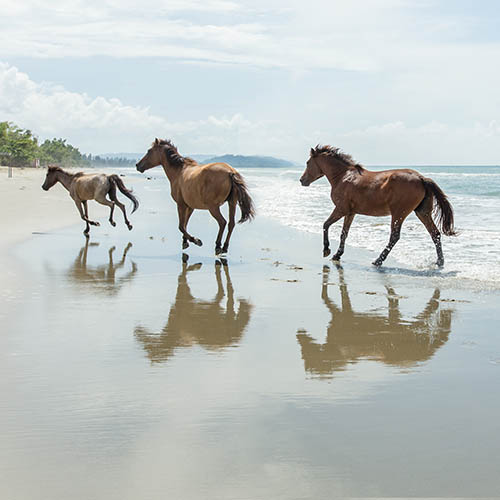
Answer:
[0,121,136,168]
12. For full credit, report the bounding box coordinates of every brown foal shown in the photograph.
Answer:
[136,139,255,255]
[300,146,456,267]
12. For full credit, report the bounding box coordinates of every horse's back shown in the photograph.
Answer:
[74,173,110,200]
[181,163,234,208]
[341,167,426,216]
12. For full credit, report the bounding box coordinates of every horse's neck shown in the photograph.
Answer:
[56,170,76,191]
[161,164,183,184]
[324,161,355,184]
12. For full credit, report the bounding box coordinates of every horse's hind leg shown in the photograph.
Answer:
[332,214,355,261]
[222,199,236,254]
[106,183,118,227]
[373,215,406,266]
[108,186,133,230]
[415,209,444,267]
[114,198,133,230]
[95,193,117,228]
[209,206,227,255]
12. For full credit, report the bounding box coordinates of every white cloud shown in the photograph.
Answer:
[2,62,500,163]
[0,62,295,156]
[338,120,500,165]
[0,0,467,71]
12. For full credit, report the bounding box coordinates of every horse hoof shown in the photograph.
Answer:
[372,260,383,267]
[323,248,331,258]
[331,253,341,261]
[182,241,189,250]
[93,221,100,227]
[194,239,203,247]
[84,231,90,238]
[215,246,223,255]
[437,259,444,268]
[127,224,133,231]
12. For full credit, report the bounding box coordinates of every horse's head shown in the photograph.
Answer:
[42,165,60,191]
[136,138,163,173]
[300,147,325,186]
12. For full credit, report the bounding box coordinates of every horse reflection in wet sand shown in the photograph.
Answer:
[135,257,253,364]
[297,265,453,377]
[68,240,137,295]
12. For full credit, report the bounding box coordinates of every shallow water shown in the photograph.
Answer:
[2,175,500,499]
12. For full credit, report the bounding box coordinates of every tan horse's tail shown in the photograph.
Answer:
[109,175,139,213]
[230,173,255,223]
[421,178,456,236]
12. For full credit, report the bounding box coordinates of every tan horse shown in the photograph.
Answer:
[136,139,255,255]
[42,166,139,236]
[300,146,456,266]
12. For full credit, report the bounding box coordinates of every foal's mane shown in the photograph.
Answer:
[155,139,196,168]
[311,145,364,174]
[47,165,84,177]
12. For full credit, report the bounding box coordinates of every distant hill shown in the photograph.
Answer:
[96,152,296,168]
[202,154,295,168]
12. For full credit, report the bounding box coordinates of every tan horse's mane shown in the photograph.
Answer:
[311,145,364,174]
[154,139,197,168]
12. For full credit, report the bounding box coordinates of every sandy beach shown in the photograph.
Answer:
[1,166,500,499]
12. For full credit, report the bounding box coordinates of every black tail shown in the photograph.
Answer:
[230,173,255,223]
[110,175,139,213]
[421,177,456,236]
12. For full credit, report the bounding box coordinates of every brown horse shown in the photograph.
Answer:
[300,146,456,266]
[136,139,255,255]
[42,166,139,236]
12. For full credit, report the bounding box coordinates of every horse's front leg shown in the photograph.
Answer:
[332,214,355,261]
[177,204,201,249]
[75,200,99,236]
[322,208,344,257]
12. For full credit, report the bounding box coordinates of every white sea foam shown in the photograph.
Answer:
[244,167,500,290]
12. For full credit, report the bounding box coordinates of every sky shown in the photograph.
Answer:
[1,0,500,164]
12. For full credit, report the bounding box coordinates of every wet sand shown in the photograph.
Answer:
[1,167,500,499]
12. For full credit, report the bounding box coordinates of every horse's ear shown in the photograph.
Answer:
[310,147,315,157]
[154,138,160,145]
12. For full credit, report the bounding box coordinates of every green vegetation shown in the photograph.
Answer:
[0,121,88,167]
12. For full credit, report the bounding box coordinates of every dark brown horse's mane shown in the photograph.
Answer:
[154,139,196,168]
[47,165,84,177]
[311,145,364,174]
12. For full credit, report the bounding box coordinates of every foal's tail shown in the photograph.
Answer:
[421,178,456,236]
[230,172,255,223]
[109,175,139,213]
